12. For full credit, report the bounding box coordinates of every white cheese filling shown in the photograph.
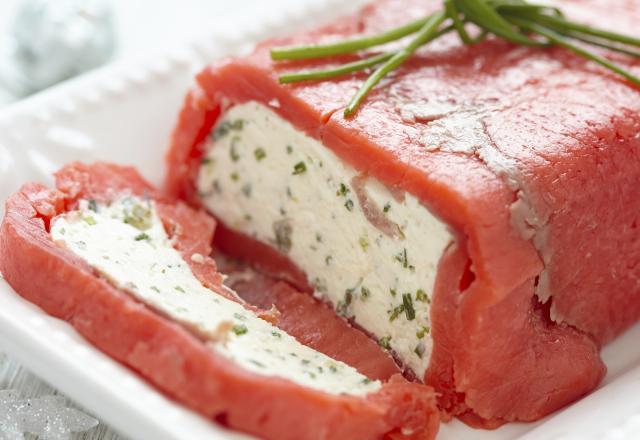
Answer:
[197,102,454,377]
[50,197,380,396]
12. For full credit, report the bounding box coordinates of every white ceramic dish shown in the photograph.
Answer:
[1,1,640,439]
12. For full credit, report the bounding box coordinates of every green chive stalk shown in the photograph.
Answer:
[270,0,640,117]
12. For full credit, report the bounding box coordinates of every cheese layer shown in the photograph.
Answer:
[197,102,453,376]
[51,197,380,396]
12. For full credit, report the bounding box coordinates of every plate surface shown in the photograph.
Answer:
[0,1,640,439]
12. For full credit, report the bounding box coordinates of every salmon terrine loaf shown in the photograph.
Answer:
[0,162,439,440]
[165,0,640,427]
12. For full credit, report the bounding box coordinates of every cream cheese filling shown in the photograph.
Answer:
[50,197,380,396]
[197,102,454,377]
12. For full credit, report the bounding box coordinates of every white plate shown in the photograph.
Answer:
[1,1,640,439]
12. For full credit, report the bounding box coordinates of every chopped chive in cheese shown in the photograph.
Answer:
[344,199,354,211]
[50,197,380,396]
[242,183,252,197]
[254,147,267,161]
[359,235,369,251]
[292,161,307,175]
[197,102,453,376]
[135,233,150,241]
[402,293,416,321]
[212,119,245,140]
[232,324,248,336]
[337,183,350,197]
[379,336,392,350]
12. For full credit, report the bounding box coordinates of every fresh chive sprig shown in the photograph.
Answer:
[278,52,394,84]
[345,11,448,116]
[270,16,432,60]
[270,0,640,117]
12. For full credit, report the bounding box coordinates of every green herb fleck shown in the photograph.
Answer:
[402,293,416,320]
[416,289,430,303]
[174,286,186,293]
[360,286,371,300]
[362,378,372,384]
[359,235,369,251]
[292,161,307,175]
[312,278,328,293]
[394,248,414,270]
[135,233,150,241]
[389,304,405,322]
[301,359,310,365]
[232,324,248,336]
[254,147,266,161]
[336,183,350,197]
[416,326,430,339]
[230,172,240,182]
[230,137,241,162]
[272,331,282,338]
[383,203,391,213]
[150,286,160,293]
[123,204,152,231]
[414,342,426,359]
[212,119,245,140]
[336,290,354,317]
[344,199,354,211]
[241,183,252,197]
[307,372,317,379]
[273,219,293,252]
[390,288,398,297]
[212,180,222,193]
[378,336,392,350]
[244,214,252,221]
[325,255,333,265]
[315,233,323,243]
[83,216,96,226]
[88,199,98,212]
[395,248,408,268]
[329,365,338,373]
[286,145,293,154]
[233,312,247,321]
[201,157,212,165]
[249,359,265,368]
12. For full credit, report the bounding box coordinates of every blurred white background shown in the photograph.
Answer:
[0,0,312,107]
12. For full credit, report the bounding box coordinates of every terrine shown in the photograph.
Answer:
[165,0,640,426]
[0,162,439,440]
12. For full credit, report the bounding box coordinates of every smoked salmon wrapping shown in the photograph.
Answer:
[165,0,640,428]
[0,162,440,440]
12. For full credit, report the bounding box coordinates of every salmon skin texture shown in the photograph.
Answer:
[164,0,640,427]
[0,162,440,440]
